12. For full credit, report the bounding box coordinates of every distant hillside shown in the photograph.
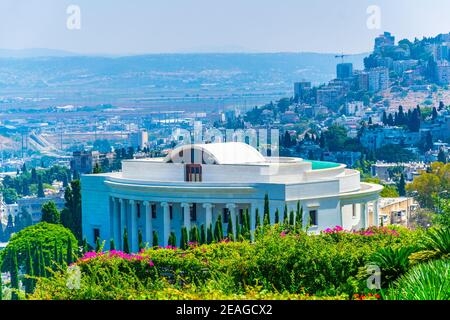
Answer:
[0,48,78,58]
[0,52,368,109]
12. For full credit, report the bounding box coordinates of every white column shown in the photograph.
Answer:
[203,203,213,230]
[250,202,257,240]
[119,198,126,250]
[360,202,368,229]
[374,200,379,227]
[226,203,236,238]
[112,198,120,247]
[144,201,153,246]
[339,204,344,228]
[161,202,171,247]
[181,203,191,231]
[129,200,138,252]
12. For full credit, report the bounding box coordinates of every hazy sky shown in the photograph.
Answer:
[1,0,450,55]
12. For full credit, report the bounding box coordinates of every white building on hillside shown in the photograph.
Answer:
[81,142,382,252]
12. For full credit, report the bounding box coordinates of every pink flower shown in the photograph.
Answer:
[149,260,155,267]
[280,231,287,237]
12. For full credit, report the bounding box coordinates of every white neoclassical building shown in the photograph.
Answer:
[81,142,382,251]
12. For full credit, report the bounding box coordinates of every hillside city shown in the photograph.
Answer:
[0,31,449,301]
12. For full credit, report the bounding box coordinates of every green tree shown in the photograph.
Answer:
[95,237,102,253]
[82,238,89,254]
[207,224,213,244]
[25,244,35,294]
[0,223,76,273]
[214,215,224,242]
[67,236,73,265]
[398,174,406,197]
[41,201,61,224]
[227,216,234,241]
[123,228,130,253]
[152,231,159,248]
[110,239,115,251]
[255,208,261,229]
[296,201,303,230]
[10,249,19,300]
[181,227,188,250]
[61,180,82,241]
[37,175,45,198]
[200,224,206,245]
[2,188,18,205]
[93,162,102,174]
[236,219,241,241]
[289,210,295,226]
[138,230,144,251]
[263,194,270,226]
[274,208,280,224]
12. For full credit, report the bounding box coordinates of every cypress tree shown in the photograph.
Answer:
[34,245,42,278]
[138,230,144,251]
[207,224,213,244]
[53,240,58,266]
[95,237,102,253]
[398,174,406,197]
[275,208,280,224]
[190,225,200,243]
[181,227,188,249]
[58,245,64,266]
[169,232,177,247]
[40,245,47,278]
[241,210,250,240]
[226,216,234,241]
[0,269,2,300]
[25,244,35,295]
[10,249,19,300]
[263,194,270,226]
[255,208,261,229]
[110,239,116,251]
[284,204,288,224]
[37,175,45,198]
[289,210,295,226]
[200,224,206,245]
[123,228,130,253]
[214,215,224,241]
[296,202,303,231]
[82,237,89,254]
[152,231,159,248]
[236,220,241,241]
[67,237,73,265]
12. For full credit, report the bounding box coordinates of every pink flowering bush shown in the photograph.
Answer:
[30,224,422,300]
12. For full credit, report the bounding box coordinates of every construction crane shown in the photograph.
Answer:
[335,53,348,64]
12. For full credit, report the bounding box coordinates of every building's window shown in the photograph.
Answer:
[309,210,318,226]
[352,204,357,218]
[185,164,202,182]
[190,204,197,222]
[137,203,141,219]
[93,228,100,241]
[151,204,157,219]
[169,205,173,220]
[223,208,229,223]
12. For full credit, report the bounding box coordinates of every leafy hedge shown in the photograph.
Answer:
[29,225,429,300]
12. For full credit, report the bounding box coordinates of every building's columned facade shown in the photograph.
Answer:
[82,142,382,251]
